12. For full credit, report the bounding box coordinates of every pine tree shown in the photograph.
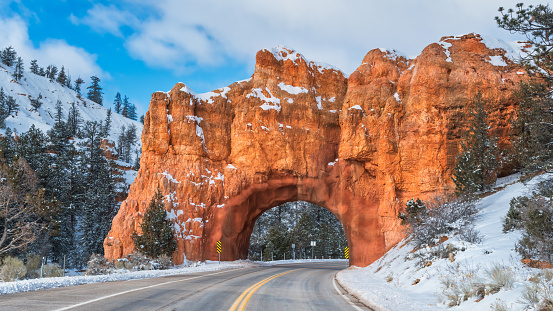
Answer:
[0,88,8,128]
[87,76,103,105]
[30,60,39,75]
[497,4,553,171]
[113,93,122,114]
[140,114,145,124]
[102,109,112,137]
[121,95,130,117]
[453,92,499,193]
[46,65,58,82]
[30,94,43,110]
[38,67,45,77]
[127,104,137,121]
[5,94,18,115]
[66,74,72,89]
[56,66,67,86]
[74,77,84,98]
[132,188,176,258]
[1,46,17,67]
[66,102,82,137]
[78,121,117,263]
[12,57,24,81]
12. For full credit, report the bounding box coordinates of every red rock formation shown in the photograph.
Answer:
[105,34,526,267]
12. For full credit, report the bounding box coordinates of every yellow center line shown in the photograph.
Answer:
[228,269,302,311]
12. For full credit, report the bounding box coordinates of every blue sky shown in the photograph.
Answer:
[0,0,541,116]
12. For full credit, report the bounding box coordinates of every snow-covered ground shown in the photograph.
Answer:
[337,173,552,311]
[0,260,259,295]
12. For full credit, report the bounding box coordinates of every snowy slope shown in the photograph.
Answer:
[0,64,142,142]
[337,173,552,311]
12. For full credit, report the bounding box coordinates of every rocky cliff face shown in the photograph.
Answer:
[104,33,525,267]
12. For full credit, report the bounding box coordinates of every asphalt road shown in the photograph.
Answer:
[0,261,370,311]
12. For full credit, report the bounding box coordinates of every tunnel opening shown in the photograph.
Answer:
[247,201,348,261]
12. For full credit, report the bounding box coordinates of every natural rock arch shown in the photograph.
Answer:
[105,34,524,267]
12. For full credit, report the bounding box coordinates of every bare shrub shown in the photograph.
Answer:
[115,258,133,270]
[42,264,63,277]
[25,254,42,279]
[0,256,27,281]
[400,195,479,248]
[520,271,553,309]
[151,254,173,270]
[85,253,112,275]
[485,263,515,294]
[490,299,510,311]
[459,226,483,244]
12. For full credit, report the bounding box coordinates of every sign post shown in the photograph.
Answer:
[292,244,295,260]
[310,241,316,259]
[216,240,222,264]
[344,246,349,265]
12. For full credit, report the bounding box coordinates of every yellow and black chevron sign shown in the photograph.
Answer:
[216,240,222,254]
[344,247,349,259]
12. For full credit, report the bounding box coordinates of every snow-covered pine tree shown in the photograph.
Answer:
[1,46,17,67]
[74,77,84,98]
[30,60,39,75]
[121,95,130,118]
[87,76,103,105]
[66,102,82,138]
[12,57,24,81]
[132,188,176,258]
[46,65,58,82]
[113,93,122,114]
[78,121,117,264]
[453,92,499,194]
[56,66,67,86]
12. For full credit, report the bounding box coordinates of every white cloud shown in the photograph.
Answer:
[0,16,107,80]
[76,0,543,75]
[69,4,139,38]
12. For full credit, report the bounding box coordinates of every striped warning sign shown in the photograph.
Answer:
[216,240,222,254]
[344,247,349,259]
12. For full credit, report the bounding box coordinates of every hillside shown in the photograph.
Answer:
[337,173,553,311]
[0,63,143,143]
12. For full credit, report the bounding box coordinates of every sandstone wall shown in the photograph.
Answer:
[105,34,525,266]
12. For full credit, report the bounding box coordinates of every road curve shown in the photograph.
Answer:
[0,261,370,311]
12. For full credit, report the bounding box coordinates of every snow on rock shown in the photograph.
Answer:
[277,82,308,95]
[268,45,347,77]
[247,87,281,112]
[336,173,553,311]
[438,41,453,63]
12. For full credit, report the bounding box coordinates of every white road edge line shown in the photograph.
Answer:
[54,268,247,311]
[333,275,364,311]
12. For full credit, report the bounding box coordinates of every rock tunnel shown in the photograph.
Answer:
[104,35,524,267]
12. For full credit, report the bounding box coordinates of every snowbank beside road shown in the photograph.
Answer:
[0,260,258,295]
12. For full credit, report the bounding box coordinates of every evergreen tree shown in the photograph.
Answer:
[0,88,8,128]
[132,188,176,258]
[102,109,112,137]
[497,4,553,171]
[30,94,43,110]
[117,124,137,163]
[30,59,39,75]
[12,57,24,81]
[74,77,84,98]
[66,74,72,89]
[1,46,17,67]
[78,121,117,263]
[38,67,45,77]
[56,66,67,86]
[113,93,122,114]
[46,65,58,82]
[87,76,103,105]
[5,94,18,115]
[121,95,130,117]
[127,104,137,121]
[140,114,145,124]
[66,102,82,137]
[453,92,499,193]
[16,125,47,173]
